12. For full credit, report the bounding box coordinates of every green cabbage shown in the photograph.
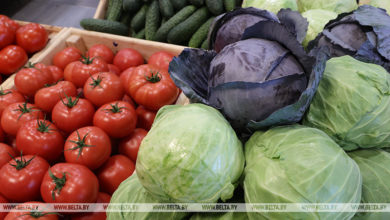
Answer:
[349,149,390,220]
[361,0,390,13]
[304,56,390,151]
[107,173,189,220]
[297,0,358,13]
[302,9,337,48]
[244,125,362,220]
[242,0,298,14]
[190,212,248,220]
[136,104,245,203]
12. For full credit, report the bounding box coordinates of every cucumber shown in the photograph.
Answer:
[205,0,223,15]
[80,18,129,36]
[105,0,113,19]
[189,0,204,7]
[167,7,210,45]
[120,12,132,25]
[134,28,146,39]
[159,0,175,18]
[171,0,188,10]
[201,38,209,49]
[123,0,142,12]
[153,5,197,42]
[188,16,214,48]
[145,0,161,40]
[107,0,123,21]
[131,4,148,32]
[224,0,235,11]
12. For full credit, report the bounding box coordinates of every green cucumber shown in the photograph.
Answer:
[80,18,129,36]
[201,38,209,49]
[105,0,113,19]
[171,0,188,10]
[123,0,142,12]
[189,0,204,7]
[134,28,146,39]
[224,0,235,11]
[167,7,210,45]
[188,16,214,48]
[145,0,161,40]
[131,4,148,32]
[159,0,174,18]
[153,5,197,42]
[205,0,223,15]
[107,0,123,21]
[120,12,132,25]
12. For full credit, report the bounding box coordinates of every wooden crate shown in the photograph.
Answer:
[1,27,189,104]
[94,0,108,19]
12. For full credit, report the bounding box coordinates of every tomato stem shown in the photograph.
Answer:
[145,71,161,83]
[81,55,95,65]
[36,120,53,133]
[66,131,95,159]
[60,94,79,108]
[0,89,11,96]
[13,102,39,121]
[18,211,60,218]
[104,102,127,113]
[89,75,103,89]
[9,152,35,171]
[48,169,67,201]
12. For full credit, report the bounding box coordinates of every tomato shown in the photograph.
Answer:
[107,64,120,76]
[1,102,44,136]
[86,44,114,64]
[64,126,111,170]
[0,154,49,202]
[113,48,144,71]
[0,15,19,32]
[70,192,110,220]
[15,63,54,97]
[40,163,99,203]
[135,105,156,130]
[118,128,147,162]
[64,57,108,88]
[16,23,48,54]
[83,72,124,107]
[97,155,135,195]
[0,194,7,220]
[0,45,28,75]
[148,51,175,72]
[122,94,136,108]
[0,125,4,142]
[51,96,95,133]
[53,47,82,70]
[47,65,63,82]
[34,81,77,112]
[0,143,16,168]
[16,120,64,162]
[93,101,137,138]
[128,64,179,110]
[0,22,15,50]
[0,89,25,116]
[5,202,59,220]
[119,67,134,92]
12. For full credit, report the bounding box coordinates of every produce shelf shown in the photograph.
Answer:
[94,0,108,19]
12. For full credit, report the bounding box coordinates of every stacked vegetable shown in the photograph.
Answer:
[80,0,242,48]
[0,43,180,219]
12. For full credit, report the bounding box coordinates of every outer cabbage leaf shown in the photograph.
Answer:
[107,173,189,220]
[190,212,248,220]
[297,0,358,13]
[242,0,298,14]
[136,104,245,203]
[304,56,390,151]
[349,149,390,220]
[360,0,390,13]
[244,125,362,220]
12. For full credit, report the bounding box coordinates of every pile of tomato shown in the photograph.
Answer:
[0,42,179,220]
[0,15,49,83]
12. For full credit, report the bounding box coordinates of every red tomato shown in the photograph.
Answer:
[64,126,111,170]
[47,65,63,82]
[122,94,136,108]
[51,96,95,133]
[0,22,15,50]
[34,81,77,112]
[0,143,16,168]
[119,128,147,162]
[83,72,124,107]
[53,47,82,70]
[148,51,175,72]
[136,105,156,130]
[64,57,108,88]
[0,45,28,75]
[86,44,114,64]
[119,67,134,92]
[0,194,7,220]
[15,63,54,97]
[16,120,64,162]
[113,48,144,71]
[107,64,120,76]
[0,89,25,116]
[16,23,48,54]
[70,192,111,220]
[0,125,4,142]
[128,64,179,110]
[5,202,59,220]
[93,101,137,138]
[0,15,19,32]
[0,154,49,202]
[1,102,44,136]
[97,155,135,195]
[40,163,99,203]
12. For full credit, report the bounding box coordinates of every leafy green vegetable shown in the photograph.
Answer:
[297,0,358,13]
[361,0,390,13]
[244,125,362,220]
[349,149,390,220]
[242,0,298,14]
[108,173,189,220]
[190,212,248,220]
[136,104,245,203]
[304,56,390,151]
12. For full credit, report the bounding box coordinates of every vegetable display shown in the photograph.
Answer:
[297,0,358,14]
[242,0,298,13]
